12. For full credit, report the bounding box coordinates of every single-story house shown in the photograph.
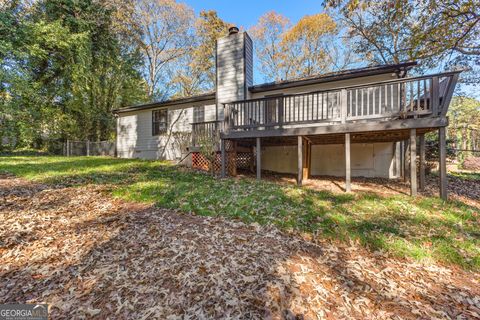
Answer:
[114,27,459,199]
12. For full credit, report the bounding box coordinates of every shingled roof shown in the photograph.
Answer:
[114,61,417,113]
[249,61,417,93]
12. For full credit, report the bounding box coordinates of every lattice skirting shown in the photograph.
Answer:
[236,152,253,170]
[191,152,237,175]
[191,141,253,176]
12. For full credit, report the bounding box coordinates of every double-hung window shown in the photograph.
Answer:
[152,109,168,135]
[193,105,205,123]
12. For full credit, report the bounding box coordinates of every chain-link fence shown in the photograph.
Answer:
[64,140,115,157]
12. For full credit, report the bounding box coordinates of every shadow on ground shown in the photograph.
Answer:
[1,177,479,319]
[1,156,479,270]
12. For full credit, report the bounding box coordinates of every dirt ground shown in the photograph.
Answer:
[243,170,480,209]
[1,175,479,319]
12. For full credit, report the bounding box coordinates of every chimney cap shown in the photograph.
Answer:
[228,26,239,35]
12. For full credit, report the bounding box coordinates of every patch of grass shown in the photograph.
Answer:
[1,155,479,270]
[450,171,480,181]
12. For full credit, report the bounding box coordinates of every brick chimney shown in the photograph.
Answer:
[216,26,253,119]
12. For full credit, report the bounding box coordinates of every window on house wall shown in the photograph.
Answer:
[193,105,205,123]
[152,109,168,135]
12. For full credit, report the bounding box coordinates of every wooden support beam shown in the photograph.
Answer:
[439,127,448,200]
[220,139,226,178]
[419,134,426,191]
[410,129,417,196]
[256,137,261,180]
[303,136,313,144]
[297,136,303,186]
[222,117,448,140]
[345,133,351,192]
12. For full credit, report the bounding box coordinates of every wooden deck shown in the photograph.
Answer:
[191,71,460,200]
[222,71,458,138]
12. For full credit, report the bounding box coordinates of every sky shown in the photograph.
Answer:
[184,0,478,98]
[185,0,325,30]
[186,0,330,84]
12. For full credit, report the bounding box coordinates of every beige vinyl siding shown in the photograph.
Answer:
[216,32,247,105]
[261,142,396,178]
[244,33,254,99]
[193,104,218,123]
[116,100,215,160]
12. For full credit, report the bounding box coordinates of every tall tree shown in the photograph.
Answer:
[328,0,480,81]
[193,10,231,88]
[130,0,195,100]
[338,0,418,65]
[170,10,231,97]
[448,96,480,155]
[250,11,345,81]
[250,11,292,81]
[282,13,337,77]
[1,0,146,148]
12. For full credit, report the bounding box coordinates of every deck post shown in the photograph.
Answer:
[256,137,261,180]
[297,136,303,186]
[419,134,426,191]
[439,127,448,200]
[220,139,226,178]
[345,133,351,192]
[410,129,417,196]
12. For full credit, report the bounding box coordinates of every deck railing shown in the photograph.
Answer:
[191,120,220,146]
[223,71,459,131]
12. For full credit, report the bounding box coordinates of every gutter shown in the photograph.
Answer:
[249,61,418,93]
[113,93,216,114]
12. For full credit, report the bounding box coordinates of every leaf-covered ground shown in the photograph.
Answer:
[1,156,478,270]
[1,175,479,319]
